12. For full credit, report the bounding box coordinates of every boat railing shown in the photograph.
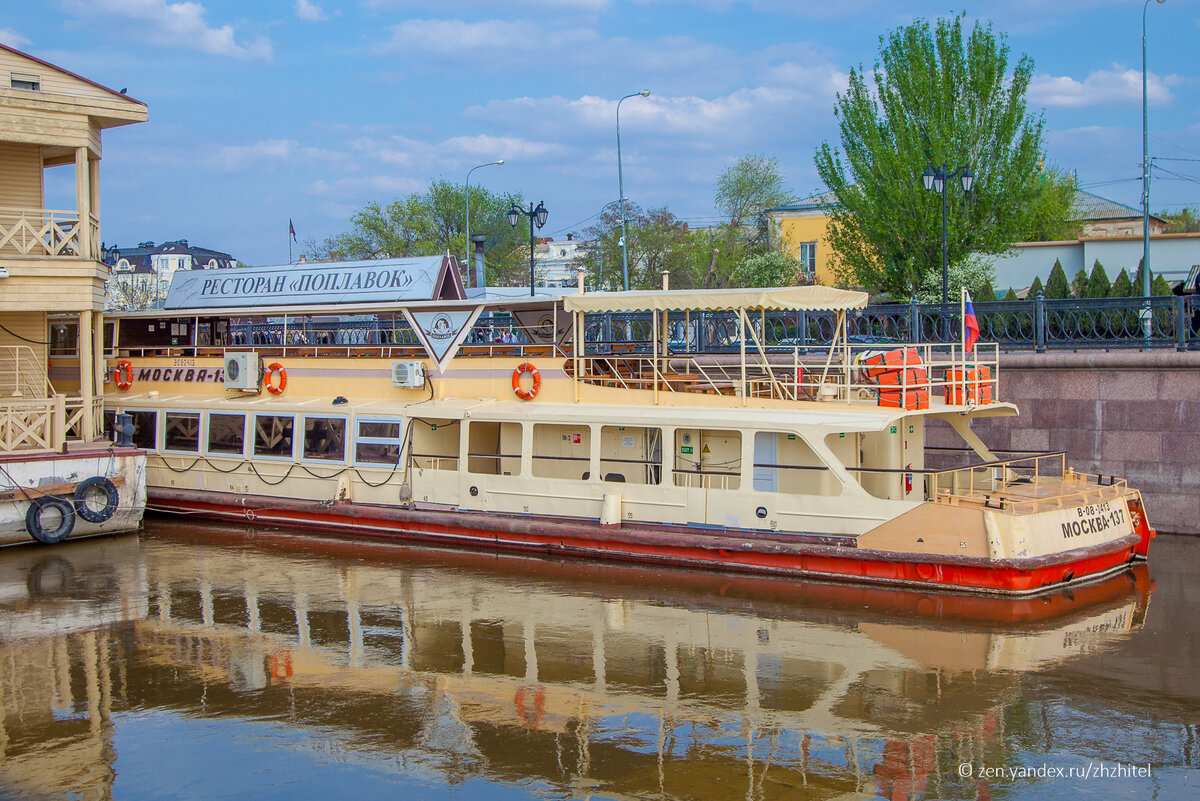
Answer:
[573,341,1001,405]
[115,341,568,360]
[924,450,1127,512]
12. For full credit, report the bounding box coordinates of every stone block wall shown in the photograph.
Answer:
[926,351,1200,535]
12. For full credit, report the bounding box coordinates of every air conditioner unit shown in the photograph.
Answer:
[391,360,425,388]
[224,352,260,391]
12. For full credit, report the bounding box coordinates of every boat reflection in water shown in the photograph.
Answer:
[0,521,1154,801]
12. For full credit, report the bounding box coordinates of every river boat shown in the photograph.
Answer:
[88,255,1154,595]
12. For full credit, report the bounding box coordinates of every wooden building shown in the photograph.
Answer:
[0,43,147,450]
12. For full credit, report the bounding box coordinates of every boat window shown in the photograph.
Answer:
[164,412,201,453]
[104,321,118,358]
[410,418,459,471]
[673,429,741,490]
[532,424,590,479]
[600,426,661,485]
[102,409,116,441]
[467,421,522,476]
[254,414,295,459]
[49,321,78,356]
[207,413,246,456]
[752,431,841,496]
[355,418,404,466]
[303,416,346,462]
[128,410,157,450]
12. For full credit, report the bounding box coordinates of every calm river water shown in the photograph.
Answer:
[1,520,1197,801]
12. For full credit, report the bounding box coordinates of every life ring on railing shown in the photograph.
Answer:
[74,476,119,523]
[512,362,541,401]
[265,362,287,395]
[25,496,76,545]
[114,360,134,390]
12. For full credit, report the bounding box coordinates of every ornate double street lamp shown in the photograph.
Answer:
[1142,0,1166,337]
[616,90,650,291]
[509,201,549,298]
[922,164,975,305]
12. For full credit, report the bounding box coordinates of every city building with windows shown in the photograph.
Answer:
[105,239,235,310]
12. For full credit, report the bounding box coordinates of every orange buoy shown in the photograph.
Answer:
[512,362,540,401]
[114,360,134,390]
[265,362,287,395]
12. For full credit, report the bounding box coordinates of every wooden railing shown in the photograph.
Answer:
[0,397,58,452]
[0,345,53,397]
[0,207,99,259]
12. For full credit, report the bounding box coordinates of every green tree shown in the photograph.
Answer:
[1028,276,1044,298]
[1044,259,1070,299]
[1152,273,1172,295]
[716,154,796,233]
[1002,288,1019,301]
[1071,267,1089,298]
[307,180,528,284]
[732,251,805,288]
[574,203,704,291]
[1161,206,1200,233]
[1085,260,1111,299]
[814,14,1070,296]
[912,254,997,302]
[1110,269,1133,298]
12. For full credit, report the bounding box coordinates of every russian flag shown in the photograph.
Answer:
[963,290,980,355]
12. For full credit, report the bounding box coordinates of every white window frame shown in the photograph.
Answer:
[300,414,349,465]
[123,408,161,452]
[162,409,203,455]
[205,411,248,458]
[353,416,406,468]
[252,413,297,462]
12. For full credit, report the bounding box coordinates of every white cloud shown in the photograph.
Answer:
[295,0,326,22]
[61,0,273,61]
[1030,65,1182,107]
[208,139,349,171]
[0,27,31,48]
[375,19,587,55]
[308,175,425,198]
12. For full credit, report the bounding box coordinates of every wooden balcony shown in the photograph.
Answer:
[0,206,100,260]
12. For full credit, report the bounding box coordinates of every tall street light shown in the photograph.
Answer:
[509,201,549,298]
[922,164,975,305]
[465,160,503,286]
[617,90,650,291]
[1142,0,1166,333]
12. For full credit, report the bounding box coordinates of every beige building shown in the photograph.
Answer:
[766,188,1169,289]
[0,43,147,448]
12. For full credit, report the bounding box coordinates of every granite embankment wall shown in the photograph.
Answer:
[927,351,1200,535]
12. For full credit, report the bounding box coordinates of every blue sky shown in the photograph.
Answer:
[2,0,1196,266]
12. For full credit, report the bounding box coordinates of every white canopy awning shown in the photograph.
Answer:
[561,285,869,314]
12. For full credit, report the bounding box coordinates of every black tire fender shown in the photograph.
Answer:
[74,476,120,523]
[26,496,77,545]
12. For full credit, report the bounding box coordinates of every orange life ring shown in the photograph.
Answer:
[512,362,540,401]
[265,362,287,395]
[114,360,133,390]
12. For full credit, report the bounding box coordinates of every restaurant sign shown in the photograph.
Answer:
[163,256,459,310]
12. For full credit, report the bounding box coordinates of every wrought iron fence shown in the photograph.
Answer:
[579,294,1200,354]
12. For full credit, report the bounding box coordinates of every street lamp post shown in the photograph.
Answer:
[1142,0,1166,336]
[465,160,503,286]
[922,164,975,305]
[616,90,650,291]
[508,201,549,298]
